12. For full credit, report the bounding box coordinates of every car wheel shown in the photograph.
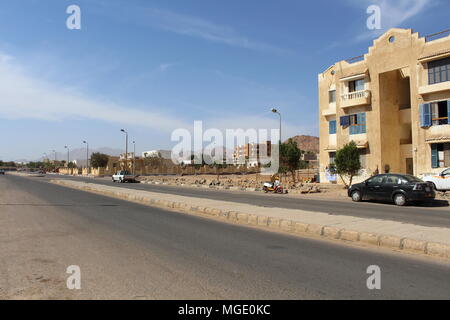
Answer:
[394,193,406,206]
[351,190,362,202]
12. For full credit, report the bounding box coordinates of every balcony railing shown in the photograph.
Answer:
[425,29,450,42]
[345,55,365,64]
[341,90,370,101]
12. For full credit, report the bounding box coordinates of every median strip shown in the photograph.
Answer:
[50,179,450,260]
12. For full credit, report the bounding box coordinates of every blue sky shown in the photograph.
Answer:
[0,0,447,160]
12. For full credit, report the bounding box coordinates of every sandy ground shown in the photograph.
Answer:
[138,173,347,197]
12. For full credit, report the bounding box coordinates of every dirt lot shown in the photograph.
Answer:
[138,174,349,199]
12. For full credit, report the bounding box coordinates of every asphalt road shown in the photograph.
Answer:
[43,174,450,229]
[2,174,450,299]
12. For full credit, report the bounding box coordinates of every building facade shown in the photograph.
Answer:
[233,141,272,167]
[319,28,450,183]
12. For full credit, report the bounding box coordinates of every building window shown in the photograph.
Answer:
[329,152,336,164]
[420,100,450,127]
[349,113,366,135]
[431,143,450,168]
[349,79,365,92]
[428,57,450,85]
[431,101,449,125]
[329,90,336,103]
[329,120,337,134]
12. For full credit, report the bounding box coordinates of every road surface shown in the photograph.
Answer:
[45,174,450,229]
[1,174,450,299]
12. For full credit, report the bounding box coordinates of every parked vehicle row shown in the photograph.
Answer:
[348,174,435,206]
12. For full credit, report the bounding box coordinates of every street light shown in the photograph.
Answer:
[52,150,57,162]
[64,146,69,167]
[271,108,282,144]
[121,129,128,171]
[132,140,136,176]
[83,141,89,174]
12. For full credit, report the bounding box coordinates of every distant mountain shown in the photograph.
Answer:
[286,135,319,154]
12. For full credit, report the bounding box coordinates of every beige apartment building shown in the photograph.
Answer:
[319,28,450,184]
[233,141,272,167]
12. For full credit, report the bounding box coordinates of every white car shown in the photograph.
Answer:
[112,170,136,183]
[423,168,450,191]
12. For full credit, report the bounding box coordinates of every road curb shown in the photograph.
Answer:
[50,179,450,260]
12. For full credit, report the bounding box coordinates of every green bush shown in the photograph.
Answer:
[334,141,361,188]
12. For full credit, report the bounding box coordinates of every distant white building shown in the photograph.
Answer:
[142,150,172,160]
[119,152,136,160]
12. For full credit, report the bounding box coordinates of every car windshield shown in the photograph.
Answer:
[402,175,423,183]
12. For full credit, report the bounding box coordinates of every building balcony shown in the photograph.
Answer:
[419,81,450,96]
[340,90,371,108]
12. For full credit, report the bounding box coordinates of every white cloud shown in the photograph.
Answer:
[0,53,188,132]
[346,0,432,42]
[139,7,293,56]
[378,0,431,28]
[0,52,313,160]
[159,62,177,72]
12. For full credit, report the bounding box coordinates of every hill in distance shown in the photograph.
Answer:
[286,135,319,154]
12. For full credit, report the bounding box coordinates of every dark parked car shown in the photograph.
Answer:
[348,174,435,206]
[0,170,5,175]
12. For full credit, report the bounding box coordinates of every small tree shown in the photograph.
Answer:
[68,162,77,169]
[279,138,307,183]
[90,153,109,168]
[334,141,361,188]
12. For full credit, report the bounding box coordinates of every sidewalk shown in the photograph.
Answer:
[50,179,450,260]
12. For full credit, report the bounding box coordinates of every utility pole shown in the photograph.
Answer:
[121,129,128,171]
[132,140,136,176]
[64,146,69,167]
[83,141,89,174]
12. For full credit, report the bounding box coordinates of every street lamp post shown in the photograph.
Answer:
[52,150,57,162]
[132,141,137,176]
[271,108,282,144]
[64,146,69,167]
[83,141,89,174]
[42,153,47,171]
[121,129,128,171]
